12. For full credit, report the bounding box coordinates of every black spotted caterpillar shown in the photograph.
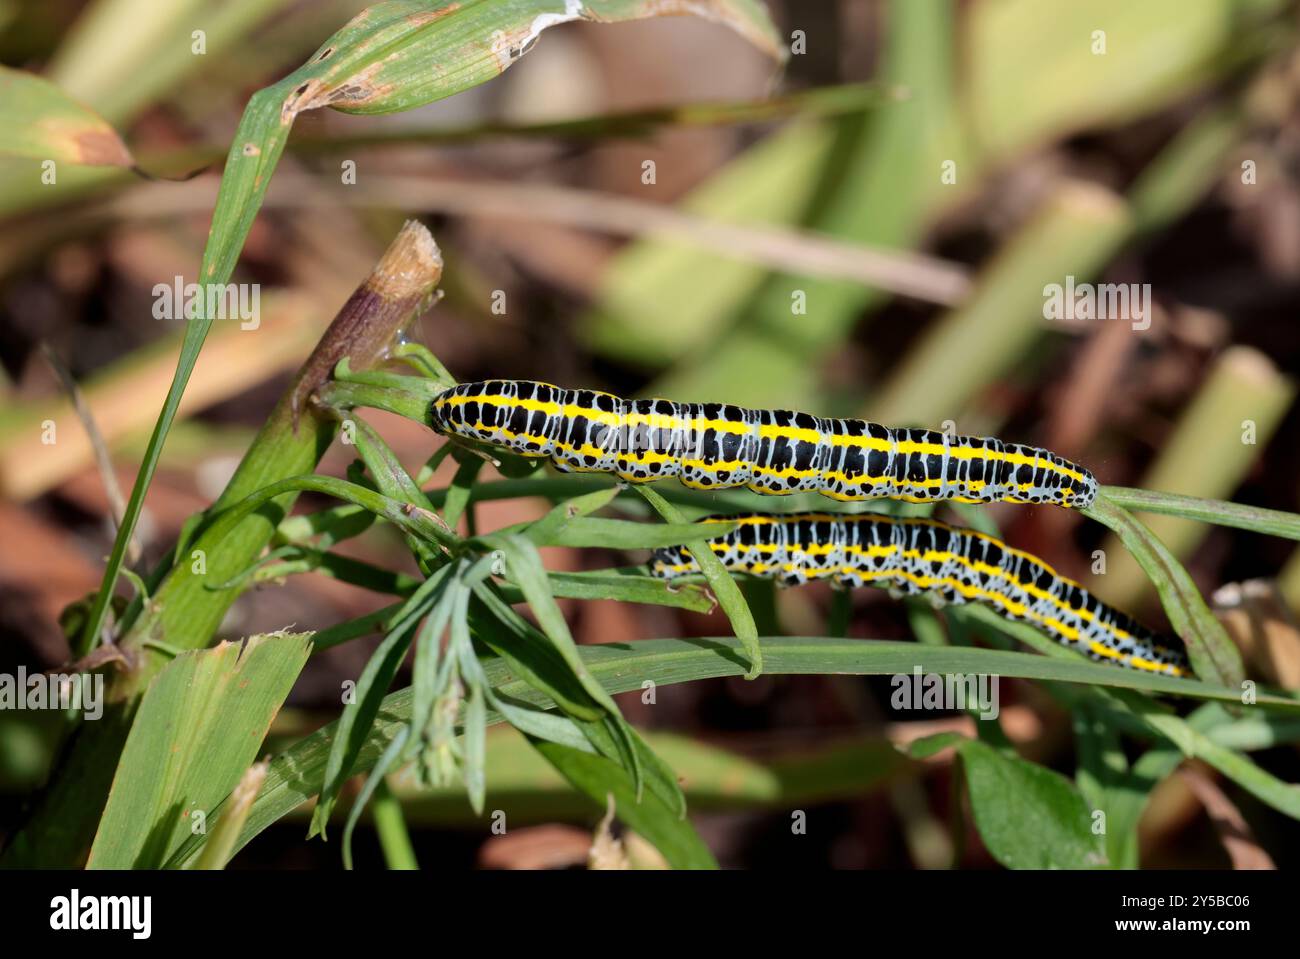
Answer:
[430,380,1098,508]
[650,512,1190,677]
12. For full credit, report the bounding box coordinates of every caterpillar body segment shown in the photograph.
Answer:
[649,512,1191,678]
[429,380,1098,508]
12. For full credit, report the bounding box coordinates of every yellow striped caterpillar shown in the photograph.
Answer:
[649,512,1190,677]
[430,380,1098,508]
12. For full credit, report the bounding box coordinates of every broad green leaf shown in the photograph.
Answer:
[87,630,311,868]
[1072,704,1182,870]
[910,733,1106,869]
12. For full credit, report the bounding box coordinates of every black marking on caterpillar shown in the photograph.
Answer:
[429,380,1098,508]
[649,512,1190,677]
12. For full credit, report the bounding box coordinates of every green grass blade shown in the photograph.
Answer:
[87,631,311,868]
[0,65,133,166]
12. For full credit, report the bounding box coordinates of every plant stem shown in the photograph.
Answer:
[1,222,443,868]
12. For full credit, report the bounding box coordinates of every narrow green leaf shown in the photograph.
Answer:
[463,679,487,815]
[520,515,737,549]
[635,485,761,677]
[311,568,454,837]
[1085,490,1244,687]
[370,778,420,870]
[342,725,411,870]
[486,534,628,719]
[538,568,713,612]
[208,474,457,553]
[276,503,377,549]
[484,534,646,798]
[468,584,606,722]
[1102,485,1300,541]
[1121,694,1300,820]
[443,455,484,529]
[521,485,622,545]
[528,738,717,870]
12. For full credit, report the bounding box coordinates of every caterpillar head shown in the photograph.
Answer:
[428,388,456,433]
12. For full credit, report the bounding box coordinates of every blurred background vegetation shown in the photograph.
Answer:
[2,0,1300,868]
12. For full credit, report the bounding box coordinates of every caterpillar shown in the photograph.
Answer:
[649,512,1190,677]
[429,380,1098,508]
